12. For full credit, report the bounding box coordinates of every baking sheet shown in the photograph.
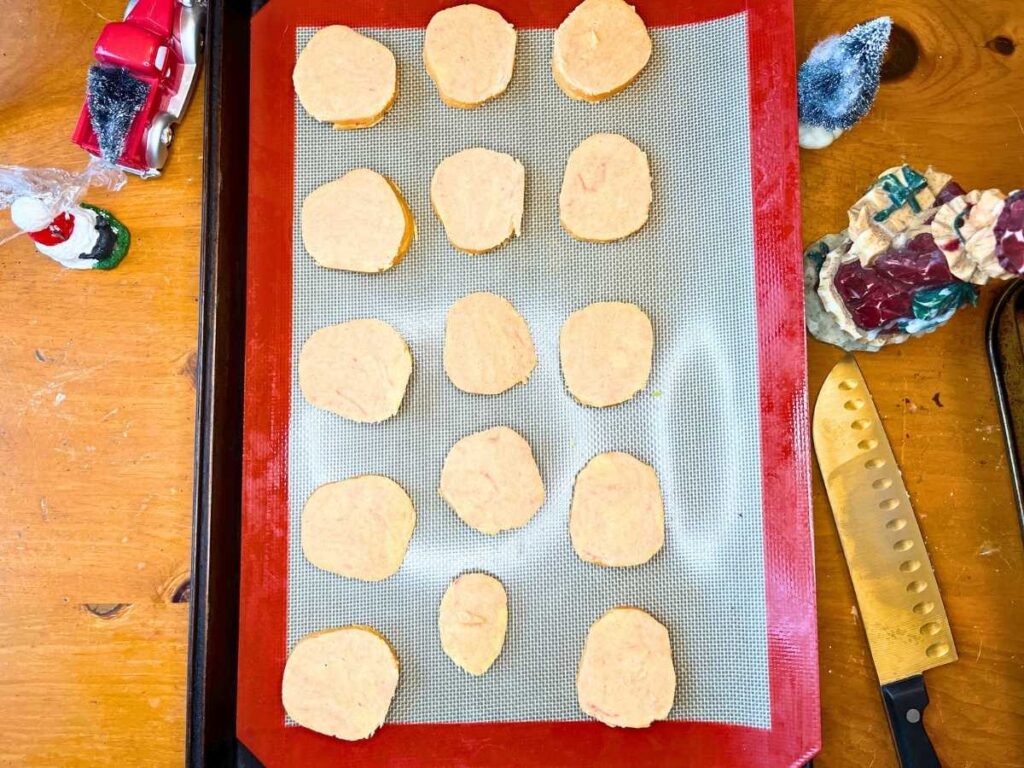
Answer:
[286,16,769,728]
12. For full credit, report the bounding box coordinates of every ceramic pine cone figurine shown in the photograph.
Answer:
[798,17,892,149]
[0,160,130,270]
[804,165,1024,351]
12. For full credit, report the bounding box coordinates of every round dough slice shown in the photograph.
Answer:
[559,133,652,242]
[424,5,517,108]
[577,607,676,728]
[560,301,653,406]
[438,572,508,675]
[444,292,536,395]
[302,169,415,273]
[302,475,416,581]
[439,426,545,534]
[293,25,397,128]
[299,319,412,423]
[431,148,525,253]
[570,452,664,567]
[552,0,652,102]
[282,626,399,741]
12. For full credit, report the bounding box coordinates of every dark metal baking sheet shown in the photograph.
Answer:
[987,280,1024,545]
[187,0,252,764]
[186,2,818,766]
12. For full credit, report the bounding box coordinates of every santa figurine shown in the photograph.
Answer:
[1,159,130,270]
[804,164,1023,351]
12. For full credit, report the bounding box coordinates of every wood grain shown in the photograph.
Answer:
[0,0,1021,766]
[0,1,198,766]
[797,0,1024,765]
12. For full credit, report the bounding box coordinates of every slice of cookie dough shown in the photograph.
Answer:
[560,301,653,406]
[293,26,397,129]
[299,319,412,423]
[439,426,545,534]
[570,452,664,567]
[552,0,652,102]
[560,133,652,242]
[302,169,415,273]
[431,148,525,253]
[282,626,400,741]
[302,475,416,581]
[444,292,536,394]
[438,572,508,675]
[577,607,676,728]
[424,4,517,108]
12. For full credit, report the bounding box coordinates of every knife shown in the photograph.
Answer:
[813,355,957,768]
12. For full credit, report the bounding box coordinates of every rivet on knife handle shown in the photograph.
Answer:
[882,675,941,768]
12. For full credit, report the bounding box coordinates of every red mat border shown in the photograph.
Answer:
[240,1,819,765]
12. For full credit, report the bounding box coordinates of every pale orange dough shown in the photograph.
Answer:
[559,133,652,242]
[560,301,653,406]
[301,169,415,273]
[570,452,664,567]
[431,148,525,253]
[439,426,545,534]
[552,0,652,102]
[293,26,398,128]
[438,572,508,675]
[577,607,676,728]
[302,475,416,581]
[282,626,400,741]
[443,292,536,395]
[298,319,412,423]
[424,4,517,108]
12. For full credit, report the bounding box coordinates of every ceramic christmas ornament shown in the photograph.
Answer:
[803,164,998,351]
[0,160,131,270]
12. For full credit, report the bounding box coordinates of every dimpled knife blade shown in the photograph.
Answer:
[813,355,957,686]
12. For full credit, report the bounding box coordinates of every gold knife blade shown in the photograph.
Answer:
[813,354,957,685]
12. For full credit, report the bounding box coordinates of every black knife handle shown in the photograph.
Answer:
[881,675,941,768]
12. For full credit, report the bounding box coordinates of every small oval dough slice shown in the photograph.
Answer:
[560,133,652,242]
[570,452,664,567]
[577,607,676,728]
[431,148,525,253]
[302,169,415,273]
[552,0,652,102]
[560,301,653,406]
[282,626,399,741]
[293,26,397,128]
[424,5,517,108]
[299,319,412,423]
[302,475,416,581]
[444,292,536,394]
[439,426,545,534]
[438,572,508,675]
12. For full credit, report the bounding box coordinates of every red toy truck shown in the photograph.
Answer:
[71,0,205,178]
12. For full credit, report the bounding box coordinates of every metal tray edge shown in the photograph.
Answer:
[187,0,253,764]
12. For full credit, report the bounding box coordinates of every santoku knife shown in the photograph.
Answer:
[813,355,957,768]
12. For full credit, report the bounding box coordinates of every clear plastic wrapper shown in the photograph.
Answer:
[0,158,126,246]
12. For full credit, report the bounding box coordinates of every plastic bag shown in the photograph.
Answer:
[0,158,126,246]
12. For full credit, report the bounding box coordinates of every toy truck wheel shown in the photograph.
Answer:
[145,112,175,172]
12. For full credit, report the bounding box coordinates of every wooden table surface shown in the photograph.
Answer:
[0,1,1021,766]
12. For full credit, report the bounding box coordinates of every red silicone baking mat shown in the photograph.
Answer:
[239,0,819,765]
